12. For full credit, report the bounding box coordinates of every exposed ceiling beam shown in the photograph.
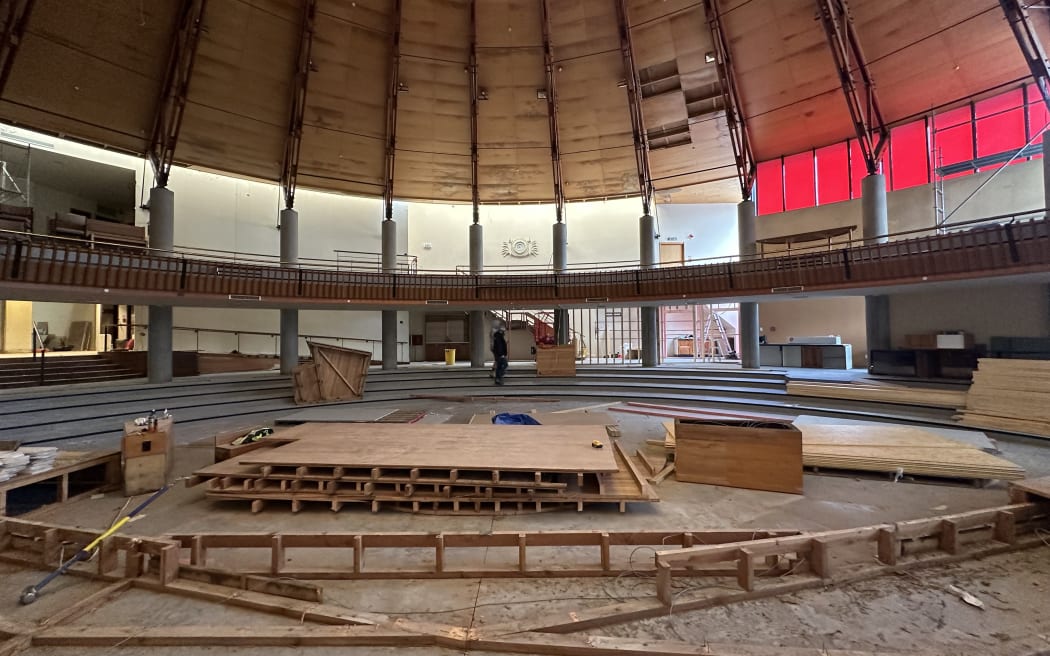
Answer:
[540,0,565,222]
[615,0,654,215]
[703,0,756,201]
[0,0,34,98]
[383,0,404,220]
[469,0,480,223]
[999,0,1050,111]
[815,0,887,176]
[147,0,207,187]
[280,0,318,210]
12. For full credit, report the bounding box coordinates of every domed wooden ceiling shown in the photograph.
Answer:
[0,0,1042,206]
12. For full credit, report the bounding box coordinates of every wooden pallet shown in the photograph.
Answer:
[0,451,121,516]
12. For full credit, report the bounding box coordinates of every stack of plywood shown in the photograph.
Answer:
[956,358,1050,437]
[786,380,968,409]
[292,341,370,405]
[535,343,576,376]
[663,422,1024,483]
[189,423,657,514]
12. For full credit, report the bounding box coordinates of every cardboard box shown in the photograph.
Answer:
[936,332,974,349]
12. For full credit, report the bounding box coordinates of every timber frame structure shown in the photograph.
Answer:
[999,0,1050,110]
[278,0,317,211]
[815,0,887,176]
[0,0,33,98]
[0,497,1047,654]
[615,0,654,216]
[147,0,207,187]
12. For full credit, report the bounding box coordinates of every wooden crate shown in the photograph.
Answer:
[674,419,803,494]
[124,454,167,496]
[293,342,371,404]
[535,343,576,377]
[123,416,173,479]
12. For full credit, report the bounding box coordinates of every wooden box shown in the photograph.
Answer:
[123,416,173,480]
[293,341,371,404]
[123,454,166,496]
[535,343,576,377]
[674,419,803,494]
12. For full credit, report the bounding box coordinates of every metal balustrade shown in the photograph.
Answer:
[0,210,1047,308]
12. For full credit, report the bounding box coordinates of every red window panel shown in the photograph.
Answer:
[756,159,784,215]
[889,120,928,190]
[935,105,971,130]
[815,142,849,204]
[975,88,1024,118]
[849,140,889,198]
[783,151,816,211]
[976,107,1025,169]
[1027,84,1049,158]
[932,122,974,178]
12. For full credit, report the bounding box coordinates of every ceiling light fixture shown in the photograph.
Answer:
[705,51,716,64]
[536,89,548,99]
[397,82,409,93]
[616,79,627,88]
[479,88,489,100]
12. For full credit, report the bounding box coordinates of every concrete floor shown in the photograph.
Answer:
[3,390,1049,655]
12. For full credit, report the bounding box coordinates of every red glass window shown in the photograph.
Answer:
[933,122,974,178]
[975,89,1023,118]
[815,142,849,204]
[1027,84,1048,158]
[783,151,815,211]
[889,120,928,190]
[935,105,971,130]
[976,108,1025,168]
[756,159,783,215]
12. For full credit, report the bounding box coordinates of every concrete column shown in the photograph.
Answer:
[737,200,760,369]
[147,186,174,383]
[552,221,569,344]
[862,174,891,354]
[381,219,398,369]
[469,222,487,367]
[279,208,299,375]
[639,214,658,367]
[1043,130,1050,211]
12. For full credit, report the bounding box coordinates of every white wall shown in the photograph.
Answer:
[32,302,99,348]
[758,296,867,368]
[655,203,738,261]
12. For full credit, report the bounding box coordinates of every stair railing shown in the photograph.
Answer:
[31,322,45,385]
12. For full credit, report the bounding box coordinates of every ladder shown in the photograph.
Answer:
[700,310,734,360]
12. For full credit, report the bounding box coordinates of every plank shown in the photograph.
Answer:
[786,381,967,408]
[32,625,428,648]
[237,423,618,473]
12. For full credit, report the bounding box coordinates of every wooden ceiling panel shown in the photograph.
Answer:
[477,0,543,48]
[657,177,740,203]
[555,50,633,155]
[642,92,688,126]
[723,0,839,118]
[748,90,851,161]
[186,1,298,126]
[394,150,472,202]
[395,58,471,155]
[478,147,553,202]
[307,15,390,140]
[298,126,386,192]
[627,0,700,27]
[0,33,157,153]
[402,0,470,63]
[177,105,286,181]
[868,9,1032,124]
[477,49,549,148]
[850,1,997,62]
[317,0,393,33]
[562,145,637,199]
[549,0,620,62]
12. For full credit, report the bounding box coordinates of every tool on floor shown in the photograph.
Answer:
[591,440,604,449]
[18,481,176,605]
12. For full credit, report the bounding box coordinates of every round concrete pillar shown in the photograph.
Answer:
[736,200,759,369]
[381,219,398,370]
[469,222,487,367]
[279,208,300,375]
[147,186,175,383]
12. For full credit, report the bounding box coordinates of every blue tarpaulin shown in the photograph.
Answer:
[491,413,542,425]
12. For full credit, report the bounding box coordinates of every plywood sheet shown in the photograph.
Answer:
[674,419,803,494]
[239,423,617,473]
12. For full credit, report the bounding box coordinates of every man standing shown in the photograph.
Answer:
[491,326,508,385]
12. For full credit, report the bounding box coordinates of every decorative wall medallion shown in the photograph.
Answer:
[502,237,539,258]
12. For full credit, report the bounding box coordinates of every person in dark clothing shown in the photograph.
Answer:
[491,328,508,385]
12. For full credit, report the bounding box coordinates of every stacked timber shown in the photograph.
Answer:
[786,381,968,409]
[189,423,657,514]
[956,358,1050,437]
[662,422,1024,483]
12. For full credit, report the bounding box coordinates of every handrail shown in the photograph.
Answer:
[1,208,1047,310]
[30,321,45,384]
[2,206,1040,276]
[102,323,409,360]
